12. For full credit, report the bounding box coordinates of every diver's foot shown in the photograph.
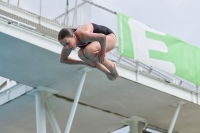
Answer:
[109,62,119,78]
[106,72,116,81]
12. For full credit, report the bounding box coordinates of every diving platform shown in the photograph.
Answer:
[0,6,200,133]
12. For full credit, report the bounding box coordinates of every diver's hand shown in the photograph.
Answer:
[96,51,106,63]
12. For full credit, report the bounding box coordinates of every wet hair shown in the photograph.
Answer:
[58,28,77,41]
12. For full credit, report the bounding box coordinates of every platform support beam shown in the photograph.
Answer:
[65,67,91,133]
[167,101,185,133]
[120,116,147,133]
[45,95,61,133]
[28,86,61,133]
[35,91,46,133]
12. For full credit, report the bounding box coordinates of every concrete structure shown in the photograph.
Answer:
[1,1,200,133]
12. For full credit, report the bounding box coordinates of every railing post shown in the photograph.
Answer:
[6,79,10,89]
[136,61,139,81]
[39,0,42,24]
[17,0,20,7]
[72,0,78,27]
[117,56,122,63]
[196,85,199,104]
[64,0,69,26]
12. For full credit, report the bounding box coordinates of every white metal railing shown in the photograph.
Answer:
[1,0,91,27]
[0,78,17,93]
[0,83,33,106]
[0,14,36,30]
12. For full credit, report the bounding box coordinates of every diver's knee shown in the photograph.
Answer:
[83,47,93,58]
[78,49,84,58]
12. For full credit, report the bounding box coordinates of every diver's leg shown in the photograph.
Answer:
[78,48,116,81]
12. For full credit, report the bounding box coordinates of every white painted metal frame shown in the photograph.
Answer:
[45,95,61,133]
[81,0,116,14]
[29,68,91,133]
[35,91,46,133]
[120,116,147,133]
[0,2,64,31]
[6,79,10,89]
[0,14,36,30]
[17,0,20,7]
[167,101,185,133]
[64,0,69,26]
[72,0,78,27]
[65,67,91,133]
[39,0,42,24]
[30,87,61,133]
[0,84,33,106]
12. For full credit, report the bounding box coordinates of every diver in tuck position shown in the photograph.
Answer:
[58,23,119,81]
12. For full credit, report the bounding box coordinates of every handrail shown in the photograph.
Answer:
[0,14,36,30]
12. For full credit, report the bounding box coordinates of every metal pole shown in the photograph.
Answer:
[196,85,199,104]
[136,61,139,81]
[17,0,20,7]
[72,0,78,27]
[64,0,69,26]
[35,91,46,133]
[39,0,42,24]
[6,79,10,89]
[44,94,61,133]
[53,2,84,21]
[81,0,116,14]
[129,121,138,133]
[64,70,87,133]
[66,0,69,27]
[80,2,82,25]
[167,103,182,133]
